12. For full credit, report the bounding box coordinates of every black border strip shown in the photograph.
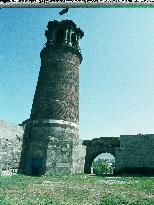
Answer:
[1,2,154,8]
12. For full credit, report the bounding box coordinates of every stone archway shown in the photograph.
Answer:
[82,137,120,174]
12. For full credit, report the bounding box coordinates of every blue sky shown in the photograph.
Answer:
[1,8,154,140]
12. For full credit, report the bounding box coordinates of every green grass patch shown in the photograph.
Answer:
[0,174,153,205]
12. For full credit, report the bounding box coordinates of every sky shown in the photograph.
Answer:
[1,8,154,140]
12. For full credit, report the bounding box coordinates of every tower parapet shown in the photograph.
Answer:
[45,20,83,49]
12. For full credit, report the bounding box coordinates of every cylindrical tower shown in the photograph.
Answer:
[31,20,83,124]
[19,20,84,176]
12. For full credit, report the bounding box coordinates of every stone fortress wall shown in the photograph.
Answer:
[0,120,24,175]
[19,120,86,176]
[0,120,86,176]
[0,119,154,175]
[115,134,154,174]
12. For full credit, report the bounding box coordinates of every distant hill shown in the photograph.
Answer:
[0,120,24,140]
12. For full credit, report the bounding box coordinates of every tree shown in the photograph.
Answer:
[92,159,113,175]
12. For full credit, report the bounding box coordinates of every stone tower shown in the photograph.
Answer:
[19,19,85,176]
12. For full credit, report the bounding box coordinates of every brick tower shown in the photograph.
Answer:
[19,20,84,176]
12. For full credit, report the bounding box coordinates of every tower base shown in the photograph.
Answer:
[18,119,86,176]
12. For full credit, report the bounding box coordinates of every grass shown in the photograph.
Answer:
[0,174,153,205]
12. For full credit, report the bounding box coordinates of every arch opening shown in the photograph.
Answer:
[83,137,120,175]
[55,29,65,44]
[84,148,116,175]
[92,153,115,175]
[71,33,77,47]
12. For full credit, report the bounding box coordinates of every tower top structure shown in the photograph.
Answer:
[44,19,84,61]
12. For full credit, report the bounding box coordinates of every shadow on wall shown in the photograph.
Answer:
[114,168,154,176]
[18,120,48,176]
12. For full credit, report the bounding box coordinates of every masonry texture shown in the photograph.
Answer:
[31,46,80,123]
[18,20,86,176]
[83,137,120,174]
[115,134,154,174]
[1,120,154,175]
[0,120,24,173]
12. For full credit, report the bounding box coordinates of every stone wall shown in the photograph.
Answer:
[31,43,80,124]
[18,120,86,176]
[1,119,154,176]
[83,137,120,174]
[115,134,154,174]
[0,120,86,176]
[72,139,86,174]
[0,120,24,175]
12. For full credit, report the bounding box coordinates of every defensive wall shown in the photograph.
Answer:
[0,119,154,175]
[0,120,24,174]
[83,137,120,174]
[115,134,154,174]
[0,120,86,176]
[83,135,154,175]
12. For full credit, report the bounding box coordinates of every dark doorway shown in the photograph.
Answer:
[31,159,42,176]
[32,167,40,176]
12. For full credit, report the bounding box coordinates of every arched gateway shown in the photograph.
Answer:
[82,137,120,174]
